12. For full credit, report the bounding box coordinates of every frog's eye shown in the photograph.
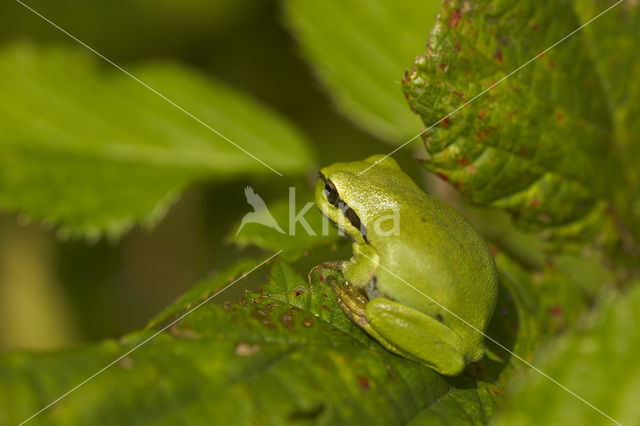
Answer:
[324,180,340,206]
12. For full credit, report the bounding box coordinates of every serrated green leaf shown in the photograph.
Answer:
[231,193,340,261]
[0,43,314,239]
[494,285,640,426]
[0,262,443,425]
[0,251,590,425]
[284,0,437,142]
[402,0,624,248]
[146,257,265,329]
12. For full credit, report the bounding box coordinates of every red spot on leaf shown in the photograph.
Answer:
[550,306,563,318]
[490,245,498,256]
[457,155,469,165]
[477,110,486,119]
[531,23,538,30]
[545,258,557,272]
[448,9,462,27]
[493,48,503,62]
[436,172,449,182]
[358,376,370,391]
[466,164,477,175]
[483,128,490,138]
[556,111,564,123]
[531,198,540,208]
[441,117,451,127]
[453,42,461,52]
[453,90,466,99]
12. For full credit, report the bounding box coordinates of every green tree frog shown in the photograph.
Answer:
[315,155,498,376]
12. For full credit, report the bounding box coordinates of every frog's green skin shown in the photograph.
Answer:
[315,155,498,376]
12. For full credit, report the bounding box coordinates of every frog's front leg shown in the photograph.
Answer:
[341,242,379,289]
[365,297,468,375]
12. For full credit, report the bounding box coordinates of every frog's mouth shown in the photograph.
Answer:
[318,172,368,243]
[319,210,356,242]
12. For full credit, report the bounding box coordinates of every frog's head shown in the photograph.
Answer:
[315,154,403,244]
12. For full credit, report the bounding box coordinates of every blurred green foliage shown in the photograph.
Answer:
[0,0,397,350]
[496,285,640,426]
[0,0,638,425]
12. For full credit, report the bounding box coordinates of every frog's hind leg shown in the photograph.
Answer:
[364,297,468,376]
[325,275,370,329]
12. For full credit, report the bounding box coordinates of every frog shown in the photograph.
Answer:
[314,154,499,376]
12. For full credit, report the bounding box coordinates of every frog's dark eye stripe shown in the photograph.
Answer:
[344,206,362,233]
[341,204,368,242]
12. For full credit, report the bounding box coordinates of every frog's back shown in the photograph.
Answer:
[372,185,498,335]
[335,155,498,333]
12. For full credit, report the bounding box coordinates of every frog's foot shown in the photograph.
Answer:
[308,261,344,287]
[326,276,370,329]
[309,261,343,273]
[364,297,469,376]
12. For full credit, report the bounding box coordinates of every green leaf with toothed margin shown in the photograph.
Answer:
[283,0,437,143]
[495,284,640,426]
[146,257,264,329]
[402,0,626,250]
[0,43,314,239]
[0,253,588,425]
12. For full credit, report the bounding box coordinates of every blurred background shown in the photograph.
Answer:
[0,0,432,352]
